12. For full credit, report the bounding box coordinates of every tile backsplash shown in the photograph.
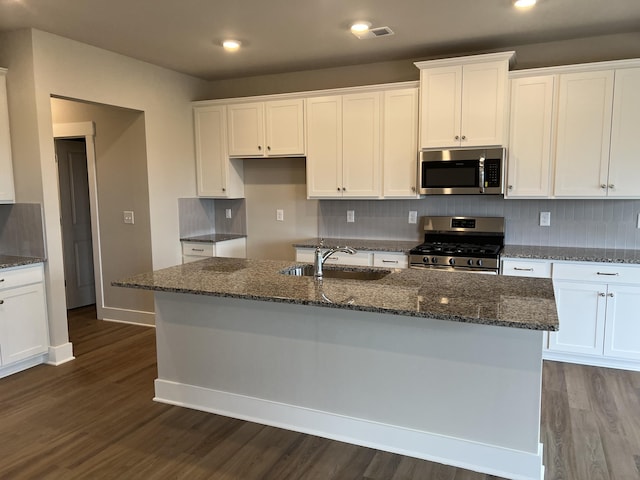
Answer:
[0,203,47,257]
[178,198,246,238]
[319,197,640,250]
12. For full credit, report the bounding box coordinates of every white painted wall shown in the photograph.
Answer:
[0,29,209,354]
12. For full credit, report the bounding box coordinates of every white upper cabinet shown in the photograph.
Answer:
[306,92,382,198]
[506,75,555,197]
[194,105,244,198]
[416,52,513,149]
[554,70,614,197]
[227,99,304,157]
[0,68,15,204]
[608,67,640,197]
[383,88,419,198]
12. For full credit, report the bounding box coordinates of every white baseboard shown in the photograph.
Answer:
[100,306,155,326]
[543,351,640,372]
[0,354,48,379]
[46,342,75,366]
[154,379,544,480]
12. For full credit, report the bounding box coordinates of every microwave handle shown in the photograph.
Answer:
[478,156,485,194]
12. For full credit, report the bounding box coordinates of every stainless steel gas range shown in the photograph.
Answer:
[409,216,505,274]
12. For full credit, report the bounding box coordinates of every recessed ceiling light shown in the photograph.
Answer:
[222,40,241,52]
[350,22,372,34]
[513,0,537,8]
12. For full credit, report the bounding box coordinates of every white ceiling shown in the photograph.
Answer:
[0,0,638,80]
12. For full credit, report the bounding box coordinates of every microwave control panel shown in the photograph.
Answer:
[485,159,501,187]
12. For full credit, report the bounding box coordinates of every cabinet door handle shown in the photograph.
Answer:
[513,267,534,271]
[597,272,619,276]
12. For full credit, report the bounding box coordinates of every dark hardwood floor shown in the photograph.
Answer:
[1,306,639,479]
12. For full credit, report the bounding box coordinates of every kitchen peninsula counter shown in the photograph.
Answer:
[115,257,556,480]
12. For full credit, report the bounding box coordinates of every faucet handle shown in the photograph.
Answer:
[319,238,325,248]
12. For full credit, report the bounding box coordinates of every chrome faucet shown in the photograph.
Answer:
[313,242,356,279]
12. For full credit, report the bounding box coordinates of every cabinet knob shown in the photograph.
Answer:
[598,292,606,297]
[267,146,271,151]
[508,185,513,190]
[258,145,262,151]
[337,187,341,192]
[608,293,614,297]
[461,135,466,140]
[454,135,460,140]
[600,184,607,189]
[608,184,615,189]
[342,187,346,191]
[222,188,226,192]
[411,186,416,193]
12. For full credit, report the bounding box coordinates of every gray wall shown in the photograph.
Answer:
[0,203,46,257]
[319,197,640,250]
[50,98,155,316]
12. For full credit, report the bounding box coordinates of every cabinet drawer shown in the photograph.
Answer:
[181,242,214,257]
[0,264,44,291]
[373,252,408,269]
[553,262,640,284]
[501,259,552,278]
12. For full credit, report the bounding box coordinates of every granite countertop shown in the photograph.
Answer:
[0,255,46,269]
[113,257,558,331]
[503,245,640,264]
[180,233,247,243]
[293,237,419,253]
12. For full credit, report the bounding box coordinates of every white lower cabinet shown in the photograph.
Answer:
[0,263,49,376]
[181,238,247,264]
[548,262,640,369]
[295,247,407,268]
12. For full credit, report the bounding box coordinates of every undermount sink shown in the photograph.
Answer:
[279,264,391,281]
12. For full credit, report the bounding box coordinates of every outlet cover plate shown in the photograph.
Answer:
[347,210,355,223]
[539,211,551,227]
[408,211,418,224]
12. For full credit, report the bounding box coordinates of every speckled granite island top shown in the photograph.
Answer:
[0,255,46,269]
[293,237,419,253]
[114,257,558,331]
[503,245,640,264]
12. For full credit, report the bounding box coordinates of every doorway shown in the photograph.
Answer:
[55,138,96,309]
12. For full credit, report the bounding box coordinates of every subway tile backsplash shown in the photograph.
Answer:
[319,197,640,249]
[0,203,46,258]
[178,197,246,238]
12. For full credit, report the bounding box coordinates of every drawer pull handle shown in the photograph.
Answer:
[597,272,619,276]
[327,256,338,261]
[191,248,205,252]
[382,260,399,264]
[514,267,534,272]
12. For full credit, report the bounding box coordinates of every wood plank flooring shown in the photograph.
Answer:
[1,305,639,479]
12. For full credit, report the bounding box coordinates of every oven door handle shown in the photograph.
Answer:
[478,155,485,194]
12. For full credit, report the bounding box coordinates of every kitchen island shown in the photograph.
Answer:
[115,257,558,480]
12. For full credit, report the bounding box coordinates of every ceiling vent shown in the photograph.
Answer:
[352,26,395,40]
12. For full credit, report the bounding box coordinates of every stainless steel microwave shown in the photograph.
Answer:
[418,147,506,195]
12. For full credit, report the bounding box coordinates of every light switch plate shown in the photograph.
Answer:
[123,211,134,224]
[539,211,551,227]
[408,211,418,224]
[347,210,355,223]
[225,208,232,219]
[276,209,284,222]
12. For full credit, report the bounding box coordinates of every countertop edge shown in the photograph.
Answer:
[0,256,46,270]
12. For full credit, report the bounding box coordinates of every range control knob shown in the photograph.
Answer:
[422,256,429,264]
[449,258,455,265]
[477,259,483,267]
[467,259,474,266]
[431,257,438,264]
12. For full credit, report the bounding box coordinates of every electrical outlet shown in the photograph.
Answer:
[276,209,284,222]
[408,211,418,224]
[347,210,355,223]
[225,208,232,219]
[123,211,134,224]
[539,211,551,227]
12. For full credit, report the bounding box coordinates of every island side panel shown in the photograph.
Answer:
[153,291,543,475]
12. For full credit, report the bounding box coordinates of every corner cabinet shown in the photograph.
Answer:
[194,105,244,198]
[227,99,304,157]
[415,52,513,149]
[0,263,49,378]
[0,68,15,204]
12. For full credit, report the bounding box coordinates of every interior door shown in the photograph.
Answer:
[56,139,96,309]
